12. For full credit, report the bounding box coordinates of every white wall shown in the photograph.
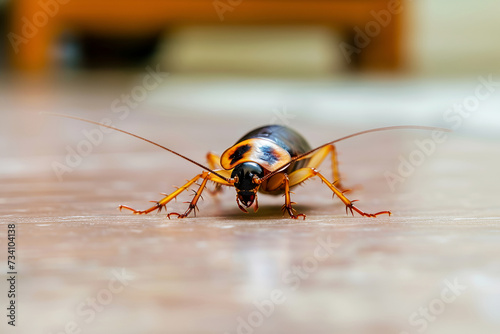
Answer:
[157,0,500,77]
[410,0,500,75]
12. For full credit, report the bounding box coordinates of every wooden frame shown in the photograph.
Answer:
[10,0,404,72]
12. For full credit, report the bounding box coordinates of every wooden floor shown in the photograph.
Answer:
[1,75,500,334]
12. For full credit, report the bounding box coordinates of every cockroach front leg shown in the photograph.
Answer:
[168,170,235,218]
[302,144,345,191]
[120,170,234,218]
[281,174,306,220]
[119,173,205,215]
[167,173,211,219]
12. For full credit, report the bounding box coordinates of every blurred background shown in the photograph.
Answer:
[1,0,499,136]
[2,0,500,75]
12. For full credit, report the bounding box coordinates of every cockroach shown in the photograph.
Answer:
[48,113,449,219]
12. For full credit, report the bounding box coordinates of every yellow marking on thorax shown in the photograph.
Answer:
[220,138,292,172]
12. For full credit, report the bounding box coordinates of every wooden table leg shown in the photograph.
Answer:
[9,0,404,72]
[360,11,403,71]
[9,0,59,72]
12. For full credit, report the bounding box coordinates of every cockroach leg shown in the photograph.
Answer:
[119,204,163,215]
[288,167,391,218]
[281,203,306,220]
[118,173,203,215]
[300,144,345,191]
[282,174,306,220]
[119,171,233,218]
[167,173,211,219]
[346,202,391,218]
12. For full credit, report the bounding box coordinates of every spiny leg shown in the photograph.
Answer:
[167,173,211,218]
[281,174,306,220]
[119,174,203,215]
[288,168,391,218]
[119,171,233,217]
[170,171,234,218]
[302,144,345,191]
[170,170,234,218]
[259,173,303,219]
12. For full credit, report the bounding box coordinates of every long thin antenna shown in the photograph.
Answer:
[42,112,230,182]
[261,125,452,181]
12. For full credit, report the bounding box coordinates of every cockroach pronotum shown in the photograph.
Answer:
[48,113,449,219]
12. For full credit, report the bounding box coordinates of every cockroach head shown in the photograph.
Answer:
[231,162,264,208]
